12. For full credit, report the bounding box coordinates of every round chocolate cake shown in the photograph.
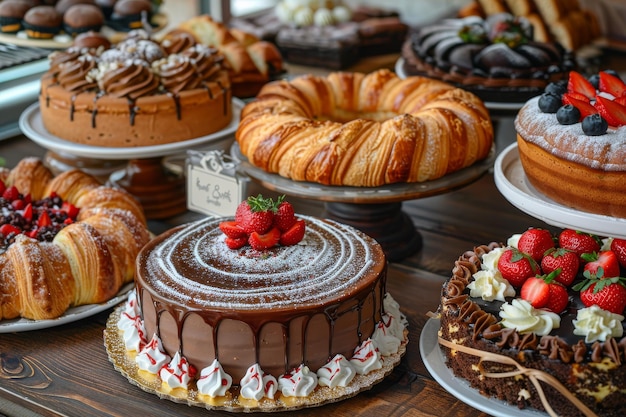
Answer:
[135,215,388,383]
[401,13,575,103]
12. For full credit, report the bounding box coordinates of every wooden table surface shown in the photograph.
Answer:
[0,123,552,417]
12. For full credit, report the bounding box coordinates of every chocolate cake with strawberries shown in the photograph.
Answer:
[105,195,408,411]
[437,227,626,417]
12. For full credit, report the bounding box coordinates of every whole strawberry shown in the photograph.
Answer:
[540,248,580,287]
[235,194,277,234]
[558,229,601,258]
[517,228,555,262]
[273,197,297,232]
[545,281,569,314]
[497,248,540,288]
[610,238,626,269]
[574,273,626,315]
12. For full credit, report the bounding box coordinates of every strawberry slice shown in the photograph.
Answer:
[22,203,33,222]
[219,221,247,238]
[567,71,596,100]
[0,224,20,237]
[2,185,19,202]
[520,276,550,308]
[594,96,626,127]
[248,227,280,250]
[61,202,80,219]
[37,210,52,228]
[225,236,248,249]
[598,71,626,97]
[582,250,621,279]
[562,93,597,119]
[279,219,306,246]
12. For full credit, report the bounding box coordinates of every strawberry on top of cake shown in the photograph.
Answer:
[218,194,306,250]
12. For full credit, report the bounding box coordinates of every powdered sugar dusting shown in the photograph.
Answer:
[140,216,382,310]
[515,97,626,170]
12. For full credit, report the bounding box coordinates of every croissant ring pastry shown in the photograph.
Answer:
[236,69,494,187]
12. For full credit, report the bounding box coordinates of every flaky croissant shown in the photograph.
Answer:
[0,158,150,321]
[236,69,494,187]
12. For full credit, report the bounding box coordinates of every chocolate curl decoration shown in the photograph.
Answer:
[437,336,599,417]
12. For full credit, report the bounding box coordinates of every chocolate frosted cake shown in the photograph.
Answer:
[108,198,408,410]
[437,228,626,417]
[39,30,232,147]
[402,13,575,103]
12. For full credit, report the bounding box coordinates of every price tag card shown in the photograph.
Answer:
[186,150,248,217]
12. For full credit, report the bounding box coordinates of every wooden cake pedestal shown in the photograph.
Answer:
[232,144,496,262]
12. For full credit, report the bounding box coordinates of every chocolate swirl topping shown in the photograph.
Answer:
[153,45,223,94]
[99,60,160,99]
[57,56,98,92]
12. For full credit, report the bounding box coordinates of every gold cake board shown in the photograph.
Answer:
[104,305,408,413]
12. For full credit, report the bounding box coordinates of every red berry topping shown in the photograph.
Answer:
[235,194,276,234]
[610,238,626,269]
[558,229,601,258]
[582,250,621,279]
[540,248,579,287]
[249,227,281,251]
[497,248,540,288]
[274,199,297,232]
[567,70,596,100]
[517,228,554,262]
[598,71,626,97]
[279,219,306,246]
[520,276,550,308]
[219,221,246,239]
[545,282,569,314]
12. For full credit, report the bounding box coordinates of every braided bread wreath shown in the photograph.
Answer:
[235,69,494,187]
[0,158,150,321]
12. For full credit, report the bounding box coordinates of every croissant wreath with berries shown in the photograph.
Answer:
[235,69,494,187]
[0,158,150,321]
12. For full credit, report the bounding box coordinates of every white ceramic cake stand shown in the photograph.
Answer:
[231,143,496,262]
[19,99,243,219]
[494,143,626,238]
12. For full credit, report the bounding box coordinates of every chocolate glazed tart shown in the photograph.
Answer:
[39,70,232,148]
[135,216,387,382]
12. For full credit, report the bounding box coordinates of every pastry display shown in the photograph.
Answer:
[39,29,232,147]
[465,0,602,51]
[235,69,494,187]
[515,70,626,218]
[108,195,408,410]
[401,13,575,103]
[436,227,626,416]
[229,2,407,70]
[173,15,284,98]
[0,157,150,321]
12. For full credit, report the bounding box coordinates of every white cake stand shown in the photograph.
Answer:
[232,143,496,261]
[19,99,243,219]
[494,143,626,238]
